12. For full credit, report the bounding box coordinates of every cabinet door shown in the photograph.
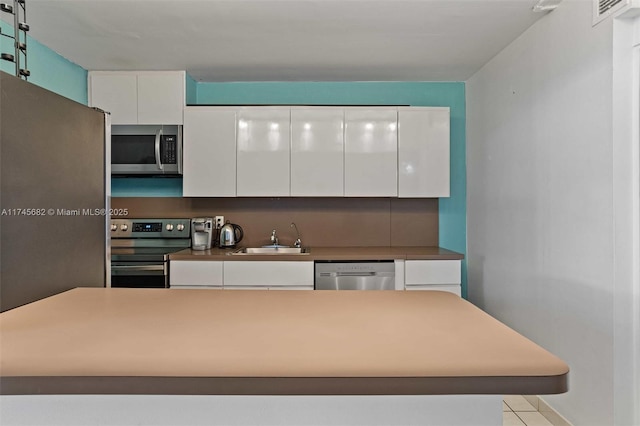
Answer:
[404,260,461,285]
[236,108,291,196]
[170,260,224,288]
[183,107,237,197]
[137,72,185,125]
[89,72,138,125]
[344,108,398,196]
[223,261,314,287]
[404,260,461,297]
[291,108,344,196]
[398,108,450,197]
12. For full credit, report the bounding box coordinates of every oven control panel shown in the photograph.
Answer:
[110,219,190,239]
[133,222,163,233]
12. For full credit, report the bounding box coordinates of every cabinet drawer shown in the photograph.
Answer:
[170,261,223,287]
[223,261,313,287]
[404,260,461,285]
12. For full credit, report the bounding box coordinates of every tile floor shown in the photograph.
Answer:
[503,395,554,426]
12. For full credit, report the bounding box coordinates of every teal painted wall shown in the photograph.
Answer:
[0,24,87,104]
[196,81,467,296]
[186,73,198,105]
[111,178,183,197]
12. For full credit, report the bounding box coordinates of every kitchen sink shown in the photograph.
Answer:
[228,247,310,255]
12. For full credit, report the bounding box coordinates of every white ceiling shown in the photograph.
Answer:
[11,0,549,82]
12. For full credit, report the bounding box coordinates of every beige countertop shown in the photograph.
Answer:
[170,246,464,261]
[0,288,567,396]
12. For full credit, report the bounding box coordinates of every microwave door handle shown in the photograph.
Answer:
[155,128,164,171]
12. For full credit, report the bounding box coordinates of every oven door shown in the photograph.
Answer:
[111,261,168,288]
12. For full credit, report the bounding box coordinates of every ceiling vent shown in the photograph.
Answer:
[593,0,629,25]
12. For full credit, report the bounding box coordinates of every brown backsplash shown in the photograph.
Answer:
[111,197,438,247]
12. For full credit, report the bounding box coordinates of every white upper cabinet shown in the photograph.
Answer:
[344,108,398,197]
[290,108,344,197]
[136,72,185,125]
[183,107,237,197]
[236,107,291,197]
[179,105,449,199]
[398,107,450,198]
[88,71,185,125]
[88,73,138,124]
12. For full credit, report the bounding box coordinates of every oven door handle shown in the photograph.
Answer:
[111,264,166,275]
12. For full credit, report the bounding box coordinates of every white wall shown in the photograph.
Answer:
[612,12,640,426]
[466,1,615,425]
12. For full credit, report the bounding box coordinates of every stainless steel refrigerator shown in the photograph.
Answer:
[0,71,109,312]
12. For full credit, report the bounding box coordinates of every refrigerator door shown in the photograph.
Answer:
[0,72,107,312]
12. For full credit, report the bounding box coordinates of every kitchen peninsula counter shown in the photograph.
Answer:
[1,287,567,396]
[169,246,464,261]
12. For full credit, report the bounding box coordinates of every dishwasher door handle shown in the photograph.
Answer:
[319,272,377,277]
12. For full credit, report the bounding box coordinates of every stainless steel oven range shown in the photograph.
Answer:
[110,218,191,288]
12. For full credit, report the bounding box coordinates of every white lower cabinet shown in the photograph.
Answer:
[169,260,314,290]
[170,259,460,294]
[170,261,223,289]
[404,260,461,296]
[224,261,314,290]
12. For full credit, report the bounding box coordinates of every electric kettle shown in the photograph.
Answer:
[219,221,244,247]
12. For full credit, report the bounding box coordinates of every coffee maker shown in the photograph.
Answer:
[190,218,213,250]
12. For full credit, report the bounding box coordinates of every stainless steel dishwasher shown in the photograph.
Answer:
[314,261,395,290]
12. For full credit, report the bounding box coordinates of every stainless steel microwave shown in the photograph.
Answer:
[111,125,182,175]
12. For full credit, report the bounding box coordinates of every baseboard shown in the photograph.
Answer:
[523,395,539,410]
[523,395,573,426]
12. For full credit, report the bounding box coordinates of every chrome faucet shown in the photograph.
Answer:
[290,222,301,248]
[270,229,279,246]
